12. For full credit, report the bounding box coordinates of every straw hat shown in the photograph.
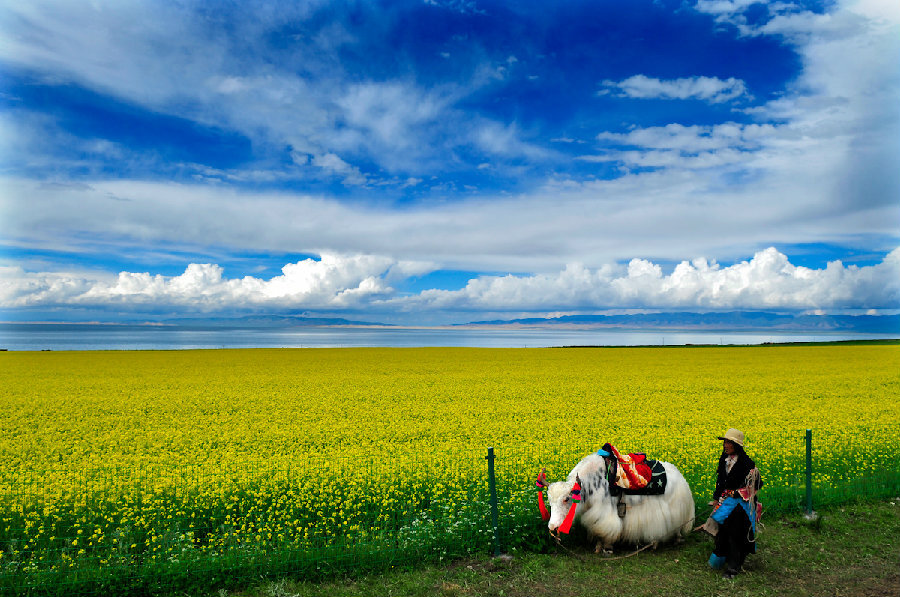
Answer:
[717,428,745,447]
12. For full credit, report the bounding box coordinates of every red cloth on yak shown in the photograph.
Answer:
[605,444,652,490]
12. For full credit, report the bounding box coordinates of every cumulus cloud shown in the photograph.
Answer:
[0,255,429,311]
[399,247,900,312]
[3,249,898,317]
[599,75,749,103]
[0,266,100,307]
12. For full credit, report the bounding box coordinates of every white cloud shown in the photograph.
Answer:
[0,254,422,310]
[599,75,749,103]
[5,248,897,316]
[213,76,250,95]
[695,0,760,16]
[473,121,552,160]
[596,123,771,152]
[584,122,779,171]
[397,247,900,312]
[310,153,368,186]
[424,0,486,16]
[583,0,900,217]
[0,1,541,182]
[3,168,898,279]
[697,0,899,38]
[0,0,897,311]
[338,82,443,144]
[0,266,100,306]
[0,110,133,174]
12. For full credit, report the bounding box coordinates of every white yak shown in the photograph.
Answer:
[543,451,695,552]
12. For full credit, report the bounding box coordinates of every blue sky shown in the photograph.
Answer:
[1,0,898,325]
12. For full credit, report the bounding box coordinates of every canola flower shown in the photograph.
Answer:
[0,345,898,591]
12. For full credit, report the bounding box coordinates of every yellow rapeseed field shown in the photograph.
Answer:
[0,345,898,586]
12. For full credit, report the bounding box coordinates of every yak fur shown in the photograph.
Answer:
[546,452,695,551]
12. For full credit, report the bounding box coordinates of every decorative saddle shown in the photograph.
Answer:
[601,443,668,496]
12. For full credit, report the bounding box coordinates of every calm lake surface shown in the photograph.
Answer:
[1,323,896,351]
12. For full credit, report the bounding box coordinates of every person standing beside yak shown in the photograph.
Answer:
[699,428,763,579]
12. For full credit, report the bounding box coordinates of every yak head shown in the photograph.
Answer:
[539,455,610,536]
[545,475,585,535]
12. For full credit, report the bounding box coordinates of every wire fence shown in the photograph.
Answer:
[2,426,898,596]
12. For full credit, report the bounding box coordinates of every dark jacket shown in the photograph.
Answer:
[713,451,758,501]
[712,449,763,566]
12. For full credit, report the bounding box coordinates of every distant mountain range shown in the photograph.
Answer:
[148,312,900,332]
[9,311,897,333]
[460,311,900,333]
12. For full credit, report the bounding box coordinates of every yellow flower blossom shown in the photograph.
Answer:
[0,345,896,584]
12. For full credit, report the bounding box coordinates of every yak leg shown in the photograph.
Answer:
[593,540,614,555]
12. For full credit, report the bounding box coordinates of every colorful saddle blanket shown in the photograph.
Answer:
[602,443,668,496]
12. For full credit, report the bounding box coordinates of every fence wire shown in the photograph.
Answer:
[1,426,898,596]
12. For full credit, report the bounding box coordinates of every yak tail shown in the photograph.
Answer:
[680,510,695,537]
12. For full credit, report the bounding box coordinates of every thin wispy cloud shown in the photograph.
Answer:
[599,75,750,103]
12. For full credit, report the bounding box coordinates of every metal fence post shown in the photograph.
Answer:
[805,429,813,515]
[486,447,501,556]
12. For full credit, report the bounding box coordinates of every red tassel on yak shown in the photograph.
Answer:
[535,468,550,521]
[557,478,582,534]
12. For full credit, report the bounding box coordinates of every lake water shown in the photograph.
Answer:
[1,323,896,351]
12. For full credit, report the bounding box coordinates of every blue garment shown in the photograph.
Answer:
[708,553,726,569]
[711,496,756,533]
